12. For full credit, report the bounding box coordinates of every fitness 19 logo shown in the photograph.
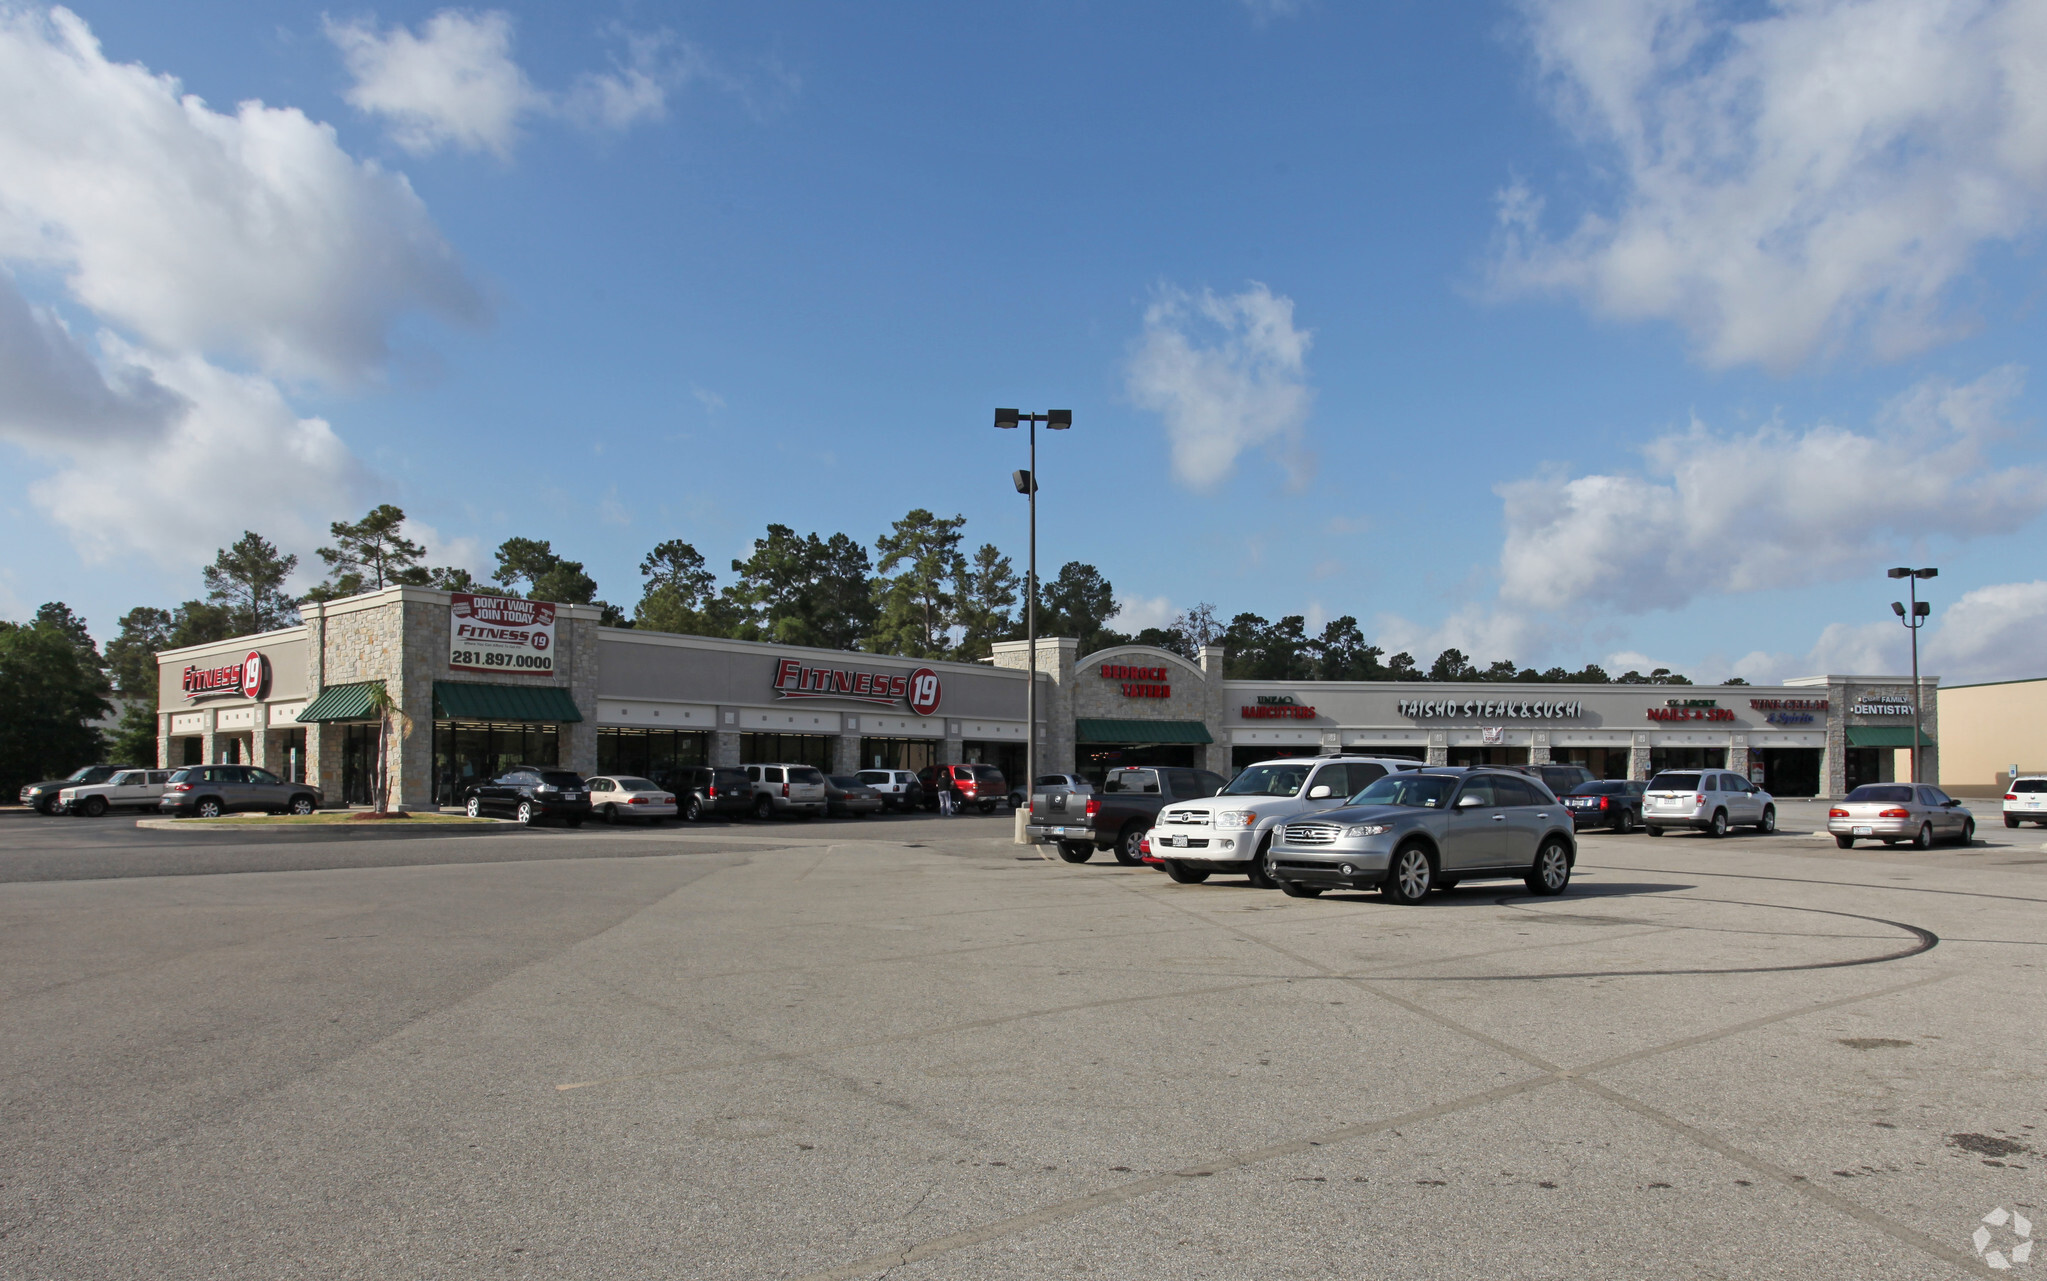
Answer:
[239,651,270,700]
[907,668,942,717]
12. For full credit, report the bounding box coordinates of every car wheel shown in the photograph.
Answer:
[1614,809,1633,834]
[1162,860,1210,884]
[290,796,315,816]
[1646,825,1666,837]
[978,800,995,814]
[82,795,108,818]
[1278,880,1323,898]
[1756,806,1776,834]
[1526,839,1572,896]
[565,815,584,829]
[1835,834,1855,849]
[1707,809,1728,839]
[682,796,701,822]
[516,801,535,826]
[1057,841,1093,864]
[1955,818,1976,846]
[1912,822,1933,850]
[1245,834,1277,888]
[1114,826,1146,865]
[1383,844,1434,905]
[602,803,619,824]
[2005,814,2020,828]
[36,797,59,816]
[466,796,481,818]
[754,796,775,821]
[196,798,223,819]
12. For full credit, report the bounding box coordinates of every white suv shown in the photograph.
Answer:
[854,769,923,812]
[2004,776,2047,828]
[60,769,175,816]
[1149,756,1423,887]
[1643,769,1776,837]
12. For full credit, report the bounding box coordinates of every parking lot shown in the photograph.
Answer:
[2,802,2043,1279]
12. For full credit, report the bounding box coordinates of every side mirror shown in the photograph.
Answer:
[1457,794,1484,808]
[1307,785,1332,799]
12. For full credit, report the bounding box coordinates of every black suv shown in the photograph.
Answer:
[672,765,755,822]
[462,766,591,826]
[20,765,139,815]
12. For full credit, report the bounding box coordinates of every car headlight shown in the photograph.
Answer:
[1342,823,1393,837]
[1214,810,1256,828]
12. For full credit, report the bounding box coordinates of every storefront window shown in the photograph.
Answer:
[1079,744,1197,784]
[1448,746,1530,768]
[1650,747,1727,774]
[1756,748,1821,797]
[275,727,308,782]
[342,723,381,807]
[596,729,707,790]
[739,733,833,770]
[1553,747,1630,780]
[962,741,1025,786]
[861,737,935,773]
[432,721,560,806]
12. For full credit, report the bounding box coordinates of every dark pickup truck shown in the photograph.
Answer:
[1029,765,1227,864]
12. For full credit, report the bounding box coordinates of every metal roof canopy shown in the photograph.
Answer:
[296,681,384,722]
[1845,726,1934,748]
[434,681,583,723]
[1074,718,1213,745]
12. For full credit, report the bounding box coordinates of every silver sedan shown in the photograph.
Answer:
[1827,784,1975,849]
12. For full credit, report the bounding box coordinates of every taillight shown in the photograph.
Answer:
[169,782,191,792]
[1084,798,1100,817]
[1598,796,1610,809]
[708,785,716,797]
[1878,807,1911,819]
[629,796,647,805]
[2006,794,2018,801]
[781,783,790,797]
[1695,795,1706,804]
[1829,808,1848,818]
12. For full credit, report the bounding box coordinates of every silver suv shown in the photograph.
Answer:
[1265,768,1578,903]
[743,763,828,820]
[1149,755,1423,887]
[1642,769,1776,838]
[158,765,322,818]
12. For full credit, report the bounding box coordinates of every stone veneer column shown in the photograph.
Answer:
[712,713,742,767]
[250,706,274,772]
[833,732,861,775]
[199,707,219,765]
[1627,735,1652,781]
[1727,736,1750,777]
[562,607,600,782]
[1529,731,1552,766]
[990,637,1078,775]
[1426,730,1448,767]
[1822,679,1849,799]
[1198,645,1230,775]
[943,719,965,765]
[157,713,172,768]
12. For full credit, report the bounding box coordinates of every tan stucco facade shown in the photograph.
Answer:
[1939,678,2047,796]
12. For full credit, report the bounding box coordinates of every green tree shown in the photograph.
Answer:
[1428,648,1476,681]
[1385,651,1422,680]
[307,504,427,600]
[635,539,742,636]
[1041,562,1124,655]
[0,604,114,798]
[203,532,299,634]
[871,510,967,658]
[1311,616,1385,681]
[492,537,600,605]
[1130,627,1192,657]
[1173,602,1222,650]
[953,543,1020,660]
[106,606,174,765]
[1220,613,1313,680]
[428,566,478,593]
[730,525,877,650]
[1480,658,1520,681]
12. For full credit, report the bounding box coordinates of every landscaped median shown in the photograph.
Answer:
[136,813,502,830]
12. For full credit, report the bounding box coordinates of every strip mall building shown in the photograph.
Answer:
[155,586,1940,807]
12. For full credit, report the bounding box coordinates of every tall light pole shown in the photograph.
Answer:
[996,407,1070,841]
[1887,566,1937,783]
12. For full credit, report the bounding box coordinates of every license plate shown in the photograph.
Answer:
[1852,826,1872,836]
[1167,835,1185,848]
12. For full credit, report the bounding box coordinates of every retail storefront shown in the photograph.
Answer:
[157,586,1930,805]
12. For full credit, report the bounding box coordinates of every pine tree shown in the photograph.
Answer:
[307,504,427,600]
[953,543,1020,660]
[870,510,966,658]
[203,532,299,634]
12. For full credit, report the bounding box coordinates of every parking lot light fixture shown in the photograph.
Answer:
[1886,566,1937,783]
[995,408,1072,840]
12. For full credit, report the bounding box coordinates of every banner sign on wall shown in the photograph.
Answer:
[449,594,557,676]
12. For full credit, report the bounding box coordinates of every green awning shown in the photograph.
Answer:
[1847,726,1933,748]
[298,681,384,722]
[1075,718,1213,745]
[434,681,583,723]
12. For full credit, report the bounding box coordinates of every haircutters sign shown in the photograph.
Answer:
[449,593,556,676]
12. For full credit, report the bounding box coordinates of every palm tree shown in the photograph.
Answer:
[363,683,414,815]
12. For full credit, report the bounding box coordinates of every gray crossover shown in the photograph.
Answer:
[1266,767,1577,904]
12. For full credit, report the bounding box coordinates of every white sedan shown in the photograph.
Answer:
[586,776,677,824]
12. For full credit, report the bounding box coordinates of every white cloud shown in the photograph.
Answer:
[328,12,708,155]
[1111,593,1176,633]
[1126,282,1314,490]
[0,270,184,444]
[0,6,484,386]
[1922,579,2047,681]
[327,9,540,158]
[1371,603,1552,668]
[1495,0,2047,369]
[1499,367,2047,612]
[27,343,363,566]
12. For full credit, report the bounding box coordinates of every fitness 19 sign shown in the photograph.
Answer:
[181,650,270,701]
[449,593,556,675]
[772,658,942,715]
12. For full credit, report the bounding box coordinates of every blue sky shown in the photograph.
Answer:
[3,0,2045,684]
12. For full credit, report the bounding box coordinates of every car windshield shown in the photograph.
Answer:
[1352,774,1458,809]
[613,777,655,790]
[1222,764,1310,797]
[1648,773,1701,792]
[538,771,584,788]
[168,769,193,783]
[1847,785,1915,803]
[66,767,100,782]
[790,768,825,785]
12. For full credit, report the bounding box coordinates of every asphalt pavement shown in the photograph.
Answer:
[1,801,2043,1278]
